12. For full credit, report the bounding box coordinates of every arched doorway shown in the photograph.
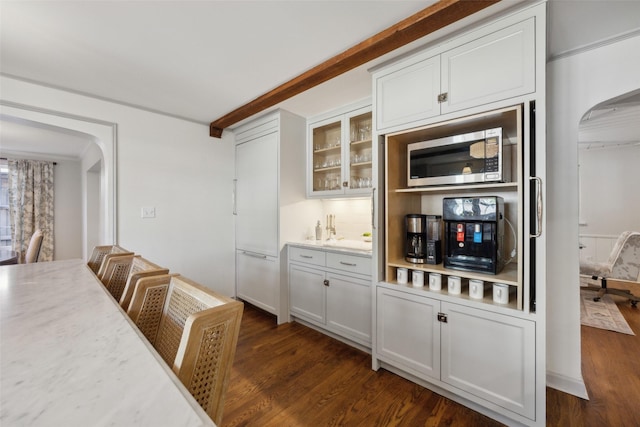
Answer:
[0,101,117,260]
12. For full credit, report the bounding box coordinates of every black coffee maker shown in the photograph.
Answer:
[405,214,427,263]
[442,196,505,274]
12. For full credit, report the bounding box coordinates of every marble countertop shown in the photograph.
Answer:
[288,239,373,256]
[0,259,215,427]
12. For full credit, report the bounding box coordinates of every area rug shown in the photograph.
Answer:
[580,288,635,335]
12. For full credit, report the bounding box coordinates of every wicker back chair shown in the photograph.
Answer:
[87,245,133,275]
[119,256,170,310]
[127,274,243,425]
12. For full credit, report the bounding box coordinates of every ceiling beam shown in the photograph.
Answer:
[209,0,499,138]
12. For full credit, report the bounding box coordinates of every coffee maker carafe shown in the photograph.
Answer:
[405,214,427,263]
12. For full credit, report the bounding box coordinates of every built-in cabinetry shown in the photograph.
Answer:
[375,16,535,134]
[371,3,546,427]
[234,110,307,324]
[377,285,535,419]
[288,244,372,349]
[307,100,373,197]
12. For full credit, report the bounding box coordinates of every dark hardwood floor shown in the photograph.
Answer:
[223,298,639,427]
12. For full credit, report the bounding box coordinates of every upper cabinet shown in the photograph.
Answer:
[307,101,372,198]
[374,17,535,133]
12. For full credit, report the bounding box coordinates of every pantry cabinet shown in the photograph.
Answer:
[307,101,373,197]
[370,2,546,426]
[376,286,535,419]
[288,244,372,348]
[374,16,535,133]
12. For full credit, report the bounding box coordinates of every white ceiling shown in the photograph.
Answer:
[1,0,640,158]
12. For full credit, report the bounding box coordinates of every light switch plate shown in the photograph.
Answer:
[141,207,156,218]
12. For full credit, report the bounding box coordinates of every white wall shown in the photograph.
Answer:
[1,76,237,297]
[579,144,640,235]
[546,34,640,398]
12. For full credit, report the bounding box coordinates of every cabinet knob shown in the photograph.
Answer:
[323,279,330,287]
[343,181,348,188]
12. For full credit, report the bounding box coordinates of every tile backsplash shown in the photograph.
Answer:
[307,198,372,241]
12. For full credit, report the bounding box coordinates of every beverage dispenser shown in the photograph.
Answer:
[442,196,505,274]
[405,214,427,263]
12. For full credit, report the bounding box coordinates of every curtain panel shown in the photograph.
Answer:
[8,159,54,262]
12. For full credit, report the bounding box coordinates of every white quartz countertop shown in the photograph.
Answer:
[0,259,215,427]
[288,239,373,256]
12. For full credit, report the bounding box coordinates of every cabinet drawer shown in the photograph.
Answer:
[326,252,371,276]
[289,246,326,267]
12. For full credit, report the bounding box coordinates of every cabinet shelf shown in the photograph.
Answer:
[388,258,519,286]
[350,138,372,147]
[314,145,342,154]
[394,182,518,194]
[350,161,372,169]
[314,165,342,172]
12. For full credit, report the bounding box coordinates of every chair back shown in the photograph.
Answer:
[610,231,640,281]
[119,256,170,310]
[128,274,243,425]
[87,245,132,275]
[24,229,43,263]
[99,254,136,301]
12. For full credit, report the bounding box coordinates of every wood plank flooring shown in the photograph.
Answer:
[223,299,639,427]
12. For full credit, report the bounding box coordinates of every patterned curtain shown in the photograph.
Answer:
[7,159,55,262]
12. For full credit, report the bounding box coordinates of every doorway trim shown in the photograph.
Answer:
[0,100,117,256]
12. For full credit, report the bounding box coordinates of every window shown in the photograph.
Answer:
[0,159,11,250]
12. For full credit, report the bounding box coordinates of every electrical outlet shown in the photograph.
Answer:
[141,207,156,219]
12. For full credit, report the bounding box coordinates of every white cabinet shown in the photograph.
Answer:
[440,301,535,419]
[288,245,372,348]
[307,102,373,197]
[373,17,535,133]
[236,250,279,315]
[376,286,535,419]
[376,286,440,380]
[234,110,307,324]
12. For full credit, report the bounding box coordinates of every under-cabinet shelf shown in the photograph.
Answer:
[394,182,518,194]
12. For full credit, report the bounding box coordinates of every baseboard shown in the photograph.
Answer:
[546,370,589,400]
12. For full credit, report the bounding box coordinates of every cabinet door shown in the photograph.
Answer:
[326,273,371,346]
[441,18,535,115]
[376,287,440,380]
[375,54,440,131]
[289,263,326,324]
[309,116,344,196]
[236,132,279,256]
[440,302,535,419]
[344,107,373,195]
[236,250,279,315]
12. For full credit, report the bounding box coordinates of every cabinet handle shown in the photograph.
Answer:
[529,176,543,238]
[340,261,357,267]
[300,255,313,259]
[371,187,376,230]
[232,179,237,215]
[242,251,267,259]
[323,279,330,287]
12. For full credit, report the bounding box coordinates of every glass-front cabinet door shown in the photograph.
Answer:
[308,104,372,197]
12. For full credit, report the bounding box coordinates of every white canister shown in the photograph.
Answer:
[447,276,462,295]
[429,273,442,291]
[469,279,485,299]
[493,283,510,304]
[412,270,424,287]
[397,268,408,285]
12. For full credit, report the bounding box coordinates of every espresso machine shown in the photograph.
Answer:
[442,196,505,274]
[405,214,427,263]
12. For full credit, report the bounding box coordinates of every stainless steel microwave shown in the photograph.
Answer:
[407,127,510,187]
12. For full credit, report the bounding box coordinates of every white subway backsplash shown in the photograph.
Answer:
[319,198,372,240]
